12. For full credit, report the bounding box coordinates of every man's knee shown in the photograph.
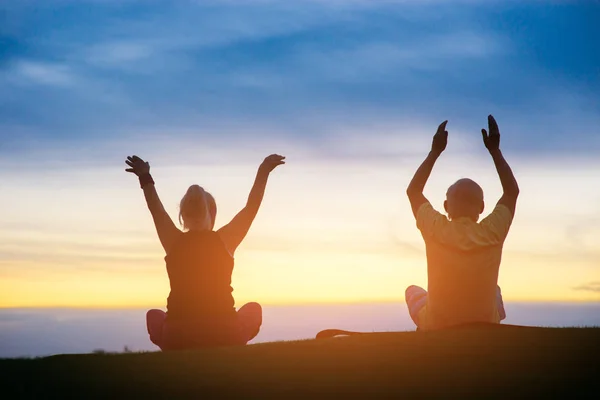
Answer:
[405,285,426,302]
[405,285,418,297]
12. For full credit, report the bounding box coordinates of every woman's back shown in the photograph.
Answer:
[126,153,284,350]
[165,230,236,323]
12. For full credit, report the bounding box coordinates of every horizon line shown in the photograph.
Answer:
[2,299,600,310]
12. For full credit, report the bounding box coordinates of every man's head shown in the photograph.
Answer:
[444,178,484,222]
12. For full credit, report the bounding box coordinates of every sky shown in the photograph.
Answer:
[0,0,599,308]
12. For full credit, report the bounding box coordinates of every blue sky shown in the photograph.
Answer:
[0,1,599,307]
[1,0,599,154]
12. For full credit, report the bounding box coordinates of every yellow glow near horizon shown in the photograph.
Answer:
[0,134,599,308]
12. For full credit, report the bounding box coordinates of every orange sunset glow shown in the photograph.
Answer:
[1,132,598,309]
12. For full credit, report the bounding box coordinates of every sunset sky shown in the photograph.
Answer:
[1,0,599,308]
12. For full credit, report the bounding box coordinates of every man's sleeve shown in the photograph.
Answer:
[416,201,448,239]
[479,204,514,244]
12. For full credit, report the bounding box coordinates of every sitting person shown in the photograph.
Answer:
[125,153,285,350]
[405,115,519,330]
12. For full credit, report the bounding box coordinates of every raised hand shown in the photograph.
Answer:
[125,155,150,177]
[431,120,448,155]
[482,114,500,152]
[259,154,286,174]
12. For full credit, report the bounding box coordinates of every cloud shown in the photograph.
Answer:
[9,60,74,86]
[85,41,155,67]
[278,31,506,85]
[0,0,598,155]
[1,0,600,308]
[573,282,600,293]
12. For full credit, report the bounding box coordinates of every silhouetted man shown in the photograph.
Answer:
[405,115,519,330]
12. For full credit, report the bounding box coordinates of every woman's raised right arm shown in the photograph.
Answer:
[126,155,181,254]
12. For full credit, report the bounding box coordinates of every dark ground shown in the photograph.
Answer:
[1,324,598,399]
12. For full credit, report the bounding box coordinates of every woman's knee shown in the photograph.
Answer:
[237,303,262,343]
[145,309,166,347]
[146,309,165,320]
[238,302,263,328]
[240,302,262,315]
[146,309,166,330]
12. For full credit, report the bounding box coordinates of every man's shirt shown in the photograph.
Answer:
[415,202,513,330]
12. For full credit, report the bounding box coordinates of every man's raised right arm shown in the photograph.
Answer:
[406,120,448,218]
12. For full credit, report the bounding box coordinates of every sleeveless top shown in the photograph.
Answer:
[165,230,236,326]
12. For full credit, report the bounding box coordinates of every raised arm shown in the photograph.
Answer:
[406,120,448,218]
[126,155,181,254]
[218,154,285,255]
[482,115,520,216]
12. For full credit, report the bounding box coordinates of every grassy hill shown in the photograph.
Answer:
[1,324,598,399]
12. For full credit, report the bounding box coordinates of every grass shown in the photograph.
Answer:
[1,324,598,399]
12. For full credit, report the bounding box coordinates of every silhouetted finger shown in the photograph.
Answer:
[436,120,448,134]
[125,168,135,173]
[488,115,499,133]
[125,160,135,168]
[481,129,488,141]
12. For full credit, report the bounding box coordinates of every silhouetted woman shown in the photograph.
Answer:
[125,154,285,350]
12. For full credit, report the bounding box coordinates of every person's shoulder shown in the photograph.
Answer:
[486,203,514,222]
[416,201,450,238]
[417,201,448,220]
[476,203,514,244]
[416,200,435,217]
[214,230,235,258]
[493,203,512,214]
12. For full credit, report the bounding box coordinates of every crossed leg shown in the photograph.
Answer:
[404,285,507,329]
[236,302,263,344]
[405,285,429,328]
[145,302,263,349]
[146,309,167,349]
